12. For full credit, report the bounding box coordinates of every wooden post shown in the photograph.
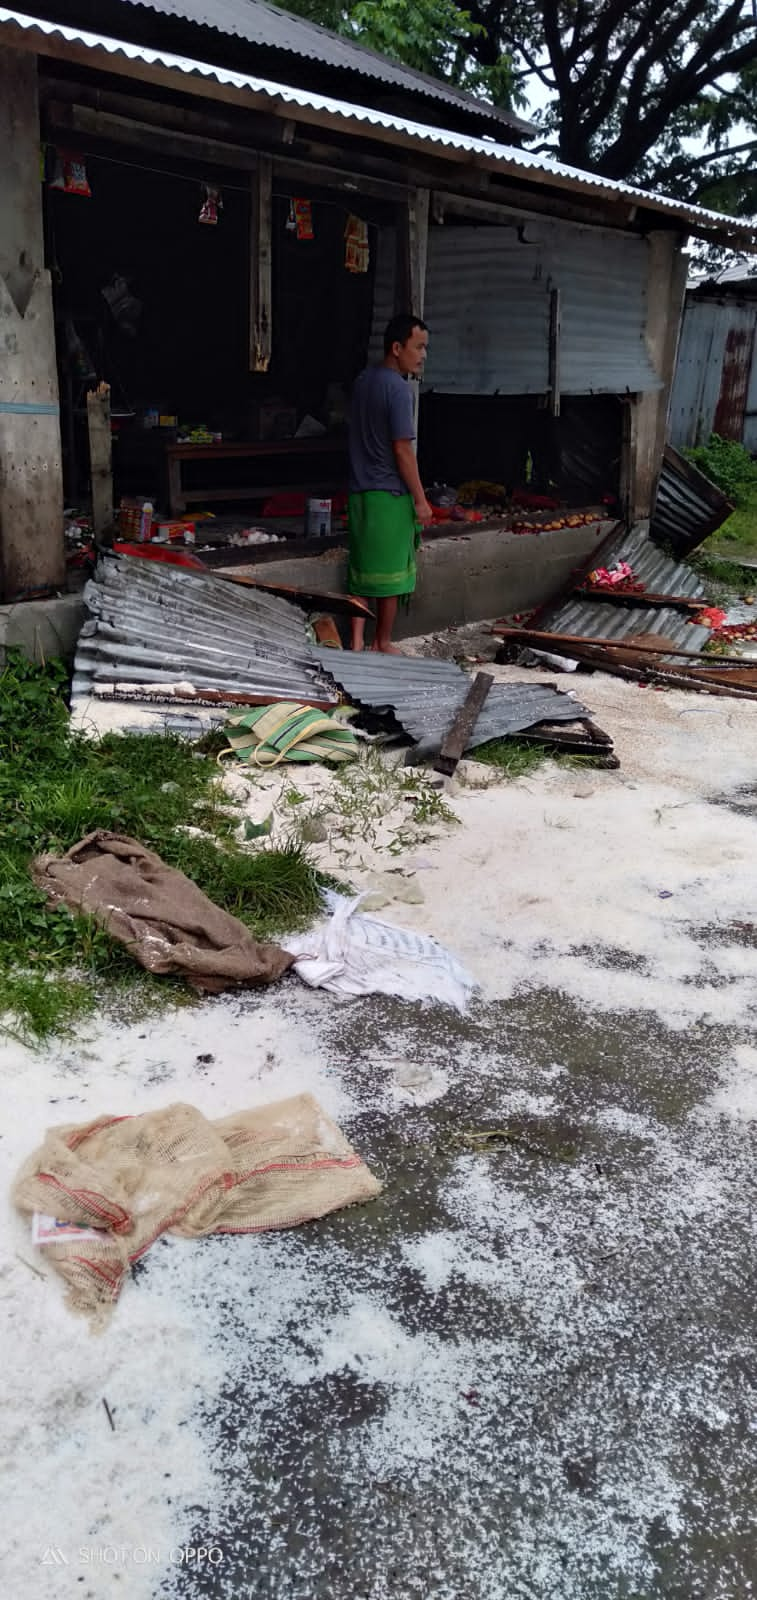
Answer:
[395,188,430,439]
[626,231,688,522]
[86,382,113,535]
[395,187,429,314]
[0,48,65,602]
[249,156,272,373]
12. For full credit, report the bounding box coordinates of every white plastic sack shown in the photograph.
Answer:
[283,891,476,1011]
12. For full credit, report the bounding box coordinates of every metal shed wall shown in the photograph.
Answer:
[421,221,661,397]
[668,296,757,452]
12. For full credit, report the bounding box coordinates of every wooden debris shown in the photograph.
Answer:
[435,670,493,776]
[86,382,113,536]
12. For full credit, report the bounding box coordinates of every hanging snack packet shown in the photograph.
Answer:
[48,149,92,197]
[199,184,223,224]
[293,198,314,240]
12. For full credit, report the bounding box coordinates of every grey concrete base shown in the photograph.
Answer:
[0,593,86,666]
[224,519,615,638]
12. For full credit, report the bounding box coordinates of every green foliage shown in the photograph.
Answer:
[686,435,757,506]
[292,0,757,214]
[289,0,518,107]
[0,650,325,1041]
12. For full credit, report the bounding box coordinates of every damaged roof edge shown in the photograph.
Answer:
[2,6,756,244]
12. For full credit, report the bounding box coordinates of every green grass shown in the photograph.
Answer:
[709,490,757,556]
[685,434,757,565]
[474,738,549,778]
[689,549,757,603]
[0,650,326,1043]
[474,738,605,779]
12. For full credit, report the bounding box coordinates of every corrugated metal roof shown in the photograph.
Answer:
[423,223,660,396]
[4,6,757,243]
[72,554,339,705]
[536,524,710,656]
[650,446,734,556]
[112,0,531,132]
[316,649,593,755]
[423,232,550,394]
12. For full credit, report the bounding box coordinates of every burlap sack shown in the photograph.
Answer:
[14,1096,381,1324]
[31,830,293,991]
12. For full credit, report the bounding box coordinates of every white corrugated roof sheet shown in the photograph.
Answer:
[2,6,755,243]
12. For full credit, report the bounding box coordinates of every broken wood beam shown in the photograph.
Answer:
[435,670,493,776]
[492,625,751,668]
[571,587,705,612]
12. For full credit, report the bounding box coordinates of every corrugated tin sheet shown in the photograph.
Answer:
[669,298,757,451]
[72,554,338,706]
[537,524,710,655]
[650,446,733,558]
[3,8,757,243]
[423,232,549,394]
[116,0,531,132]
[73,555,597,756]
[423,224,660,397]
[317,649,593,755]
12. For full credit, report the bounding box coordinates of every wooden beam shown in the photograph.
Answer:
[47,100,260,171]
[250,156,273,374]
[6,20,750,246]
[86,382,113,535]
[492,625,748,667]
[435,671,493,776]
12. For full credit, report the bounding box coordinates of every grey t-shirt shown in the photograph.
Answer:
[348,365,415,495]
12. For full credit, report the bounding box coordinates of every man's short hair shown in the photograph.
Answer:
[384,313,428,355]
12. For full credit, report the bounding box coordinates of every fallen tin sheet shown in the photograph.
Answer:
[533,523,711,657]
[72,554,339,711]
[315,648,604,759]
[72,555,615,757]
[650,443,734,558]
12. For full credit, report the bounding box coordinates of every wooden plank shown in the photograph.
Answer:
[493,624,752,668]
[47,101,260,172]
[166,437,347,461]
[571,586,704,611]
[250,156,273,373]
[180,480,342,505]
[216,574,374,619]
[435,671,493,776]
[86,382,113,535]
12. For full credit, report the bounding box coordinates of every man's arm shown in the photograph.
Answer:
[393,439,433,524]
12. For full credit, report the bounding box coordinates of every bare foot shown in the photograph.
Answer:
[371,641,405,655]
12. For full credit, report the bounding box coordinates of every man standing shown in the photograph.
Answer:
[347,314,433,652]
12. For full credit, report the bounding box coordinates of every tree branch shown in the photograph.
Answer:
[603,33,757,176]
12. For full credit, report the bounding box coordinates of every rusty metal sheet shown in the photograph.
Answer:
[713,324,756,441]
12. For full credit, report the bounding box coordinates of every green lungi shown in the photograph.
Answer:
[347,490,418,598]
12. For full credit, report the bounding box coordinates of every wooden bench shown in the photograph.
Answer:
[165,436,348,516]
